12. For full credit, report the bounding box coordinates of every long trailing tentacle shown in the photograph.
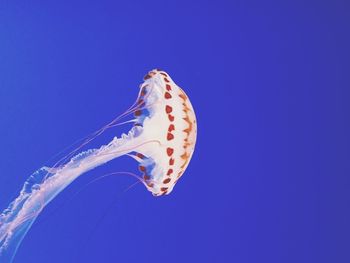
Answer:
[35,171,146,227]
[47,85,156,173]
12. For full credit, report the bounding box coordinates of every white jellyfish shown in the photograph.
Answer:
[0,69,197,262]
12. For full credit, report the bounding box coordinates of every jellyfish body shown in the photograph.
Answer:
[0,69,197,262]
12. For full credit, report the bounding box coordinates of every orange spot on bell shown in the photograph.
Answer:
[183,127,192,135]
[183,103,191,112]
[166,84,172,91]
[179,93,187,100]
[169,158,175,165]
[167,169,173,175]
[183,116,193,135]
[184,141,191,148]
[180,153,190,168]
[139,165,146,172]
[180,162,188,169]
[181,152,189,160]
[183,116,192,125]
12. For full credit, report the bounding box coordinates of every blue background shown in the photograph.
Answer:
[0,1,349,262]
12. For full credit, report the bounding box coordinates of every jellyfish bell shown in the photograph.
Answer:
[130,69,197,196]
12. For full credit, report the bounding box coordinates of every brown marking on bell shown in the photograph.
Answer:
[183,103,191,112]
[166,84,172,91]
[168,124,175,132]
[168,114,175,122]
[165,105,173,114]
[134,110,142,116]
[160,72,168,77]
[166,147,174,156]
[143,74,151,80]
[183,116,192,125]
[136,153,145,159]
[164,92,172,99]
[167,169,173,175]
[148,182,154,187]
[184,141,191,148]
[164,78,170,83]
[139,165,146,172]
[161,187,168,192]
[143,174,150,180]
[138,99,144,105]
[167,132,174,141]
[140,87,147,96]
[163,178,171,184]
[169,158,175,165]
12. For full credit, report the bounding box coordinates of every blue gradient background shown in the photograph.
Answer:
[0,1,349,263]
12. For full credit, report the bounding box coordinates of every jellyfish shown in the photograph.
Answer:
[0,69,197,262]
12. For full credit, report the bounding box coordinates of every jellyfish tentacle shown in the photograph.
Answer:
[0,126,147,261]
[48,83,157,171]
[34,171,145,227]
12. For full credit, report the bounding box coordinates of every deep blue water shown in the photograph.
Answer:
[0,1,349,262]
